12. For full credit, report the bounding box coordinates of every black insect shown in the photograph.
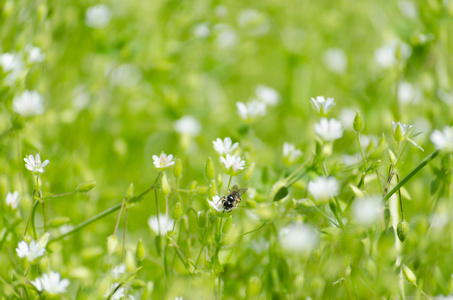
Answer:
[221,184,248,213]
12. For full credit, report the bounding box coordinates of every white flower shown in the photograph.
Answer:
[236,100,266,123]
[16,240,45,262]
[282,143,302,166]
[0,52,23,72]
[220,154,246,175]
[148,213,174,235]
[398,0,418,19]
[307,176,340,203]
[214,24,238,49]
[353,196,382,226]
[279,223,318,253]
[152,152,175,169]
[33,271,70,295]
[338,107,357,131]
[104,283,124,300]
[430,126,453,152]
[374,41,411,69]
[6,191,20,209]
[255,85,279,106]
[24,153,50,174]
[392,121,423,151]
[311,96,335,116]
[13,90,45,117]
[213,137,238,156]
[398,81,415,104]
[193,23,210,38]
[323,48,347,74]
[173,116,201,136]
[314,118,343,142]
[25,45,45,63]
[111,264,126,279]
[207,195,234,217]
[85,5,111,28]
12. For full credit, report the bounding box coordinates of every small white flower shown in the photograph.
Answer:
[13,90,45,117]
[25,45,45,63]
[173,116,201,136]
[6,191,20,209]
[282,143,302,166]
[279,223,318,253]
[213,137,238,156]
[193,23,210,38]
[392,121,413,137]
[0,52,23,72]
[220,154,246,175]
[36,271,69,295]
[24,153,50,174]
[152,152,175,169]
[255,85,279,106]
[311,96,335,116]
[104,283,124,300]
[323,48,347,74]
[16,240,45,262]
[148,213,174,235]
[307,176,340,203]
[353,196,382,226]
[85,5,111,29]
[314,118,343,142]
[430,126,453,152]
[111,264,126,279]
[374,41,411,69]
[236,100,266,123]
[31,278,43,292]
[208,195,224,213]
[397,81,415,104]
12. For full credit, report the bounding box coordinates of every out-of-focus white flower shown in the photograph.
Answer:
[6,191,20,209]
[353,196,382,226]
[430,126,453,152]
[31,277,43,292]
[398,81,415,104]
[25,45,45,63]
[193,23,210,38]
[59,224,74,235]
[279,223,318,253]
[307,176,340,203]
[108,64,142,86]
[104,283,124,300]
[430,211,449,229]
[173,116,201,136]
[220,154,246,176]
[148,214,174,235]
[85,5,111,28]
[374,42,411,69]
[311,96,335,116]
[398,0,418,19]
[24,153,50,174]
[13,90,45,117]
[153,152,175,169]
[16,240,45,262]
[215,5,228,17]
[111,264,126,279]
[213,137,238,156]
[214,24,238,49]
[0,52,24,74]
[314,118,343,142]
[255,85,279,106]
[323,48,347,74]
[237,9,270,36]
[72,85,90,110]
[438,89,453,105]
[282,143,302,166]
[236,100,266,123]
[339,107,356,131]
[32,272,69,295]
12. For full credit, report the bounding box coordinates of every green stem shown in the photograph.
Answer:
[383,151,439,202]
[357,133,367,165]
[22,190,37,239]
[122,207,129,263]
[226,176,232,193]
[42,191,77,199]
[286,156,314,182]
[113,198,126,236]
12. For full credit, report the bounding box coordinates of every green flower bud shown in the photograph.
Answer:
[402,264,417,286]
[173,158,182,179]
[388,149,396,164]
[38,232,50,249]
[209,180,217,198]
[171,202,183,221]
[353,111,364,133]
[130,279,146,290]
[126,183,134,200]
[189,180,198,190]
[270,180,289,202]
[222,216,233,234]
[384,207,391,229]
[48,217,70,227]
[77,181,96,193]
[125,250,137,272]
[197,211,207,228]
[243,162,255,181]
[136,239,144,261]
[161,173,171,195]
[205,157,214,180]
[394,123,404,142]
[107,235,118,255]
[397,220,409,242]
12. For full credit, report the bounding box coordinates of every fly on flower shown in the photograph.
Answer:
[208,184,248,216]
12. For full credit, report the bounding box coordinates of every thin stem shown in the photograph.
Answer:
[235,221,269,239]
[226,176,232,193]
[42,191,77,199]
[42,200,46,232]
[357,133,367,165]
[22,190,37,238]
[113,198,126,236]
[165,194,169,236]
[286,155,314,182]
[330,201,345,229]
[122,207,129,263]
[395,174,404,221]
[195,245,205,267]
[375,169,383,194]
[384,151,439,202]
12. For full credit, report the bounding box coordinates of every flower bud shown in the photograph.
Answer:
[38,232,50,249]
[394,123,404,142]
[189,180,198,190]
[173,159,182,179]
[384,207,391,229]
[136,239,144,261]
[125,250,137,272]
[205,157,215,181]
[353,111,364,133]
[107,235,118,255]
[388,149,396,164]
[77,181,96,193]
[161,173,171,195]
[270,180,289,202]
[126,183,134,200]
[171,202,183,221]
[243,162,255,181]
[130,279,146,289]
[197,211,207,228]
[222,216,233,234]
[402,264,417,286]
[209,180,217,198]
[397,220,409,242]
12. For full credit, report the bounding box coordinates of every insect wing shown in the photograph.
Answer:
[238,187,248,195]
